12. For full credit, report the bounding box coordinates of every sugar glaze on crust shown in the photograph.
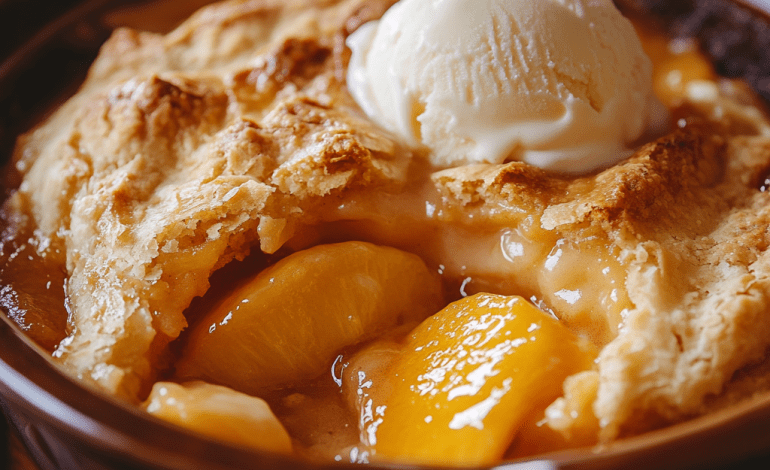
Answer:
[10,0,770,446]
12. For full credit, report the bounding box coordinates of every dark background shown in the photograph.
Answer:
[0,0,85,56]
[1,415,7,468]
[0,0,114,192]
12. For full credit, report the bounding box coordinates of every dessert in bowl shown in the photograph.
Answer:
[2,0,770,468]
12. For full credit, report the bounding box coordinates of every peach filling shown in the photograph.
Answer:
[143,381,292,454]
[170,229,619,461]
[175,241,444,395]
[363,293,596,466]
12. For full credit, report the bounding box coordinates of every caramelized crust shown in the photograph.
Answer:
[9,0,770,449]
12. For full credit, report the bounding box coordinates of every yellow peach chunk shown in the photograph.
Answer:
[176,241,443,394]
[372,293,596,467]
[143,381,291,453]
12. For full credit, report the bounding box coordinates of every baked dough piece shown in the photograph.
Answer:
[14,0,403,399]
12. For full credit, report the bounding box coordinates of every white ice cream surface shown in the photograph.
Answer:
[346,0,657,174]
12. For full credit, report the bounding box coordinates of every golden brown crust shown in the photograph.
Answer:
[432,126,728,234]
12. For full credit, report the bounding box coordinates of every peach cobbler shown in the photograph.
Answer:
[2,0,770,466]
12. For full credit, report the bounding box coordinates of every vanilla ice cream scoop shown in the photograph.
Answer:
[346,0,657,173]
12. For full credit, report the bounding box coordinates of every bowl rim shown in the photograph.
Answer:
[2,0,770,469]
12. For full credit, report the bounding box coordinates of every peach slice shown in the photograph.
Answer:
[176,241,443,394]
[143,381,291,453]
[372,293,596,467]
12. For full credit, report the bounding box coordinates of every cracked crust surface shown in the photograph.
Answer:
[10,0,770,448]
